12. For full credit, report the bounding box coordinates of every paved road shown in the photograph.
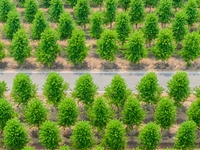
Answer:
[1,71,200,92]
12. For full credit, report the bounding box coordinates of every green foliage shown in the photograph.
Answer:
[103,120,126,150]
[90,12,103,39]
[118,0,131,11]
[39,121,62,150]
[143,13,159,42]
[115,12,131,44]
[24,0,39,23]
[89,96,112,131]
[172,11,187,43]
[180,32,200,66]
[97,29,118,62]
[4,9,21,39]
[155,97,176,130]
[58,97,79,128]
[70,121,94,149]
[58,11,75,40]
[175,120,196,150]
[31,10,49,39]
[187,98,200,128]
[0,0,14,22]
[4,118,29,150]
[66,28,89,66]
[136,72,163,105]
[74,0,90,28]
[104,74,132,108]
[36,28,61,67]
[41,0,51,7]
[0,81,8,98]
[91,0,103,7]
[185,0,199,26]
[24,98,48,127]
[129,0,145,26]
[139,122,161,150]
[18,0,25,7]
[66,0,77,7]
[167,71,190,107]
[153,28,174,61]
[172,0,184,8]
[125,30,147,64]
[104,0,117,26]
[157,0,173,24]
[9,28,32,65]
[122,97,145,130]
[11,73,37,106]
[144,0,158,8]
[72,73,98,106]
[49,0,64,22]
[0,98,14,131]
[22,146,34,150]
[43,72,69,106]
[193,86,200,98]
[94,146,104,150]
[59,145,70,150]
[0,41,6,62]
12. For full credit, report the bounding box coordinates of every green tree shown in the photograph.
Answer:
[103,120,126,150]
[115,12,131,45]
[180,32,200,66]
[122,97,145,131]
[167,71,190,107]
[144,0,158,11]
[187,98,200,128]
[4,9,21,39]
[49,0,64,22]
[18,0,25,7]
[58,11,75,40]
[43,72,69,107]
[41,0,51,7]
[59,145,70,150]
[94,146,104,150]
[172,11,187,43]
[143,13,159,44]
[139,122,161,150]
[175,121,196,150]
[136,72,163,105]
[172,0,184,9]
[155,97,176,130]
[74,0,90,29]
[9,28,32,65]
[157,0,173,27]
[22,146,34,150]
[4,118,29,150]
[70,121,94,149]
[11,73,37,106]
[66,28,89,66]
[0,0,14,22]
[97,29,118,62]
[104,74,132,108]
[72,73,98,107]
[0,41,6,62]
[125,30,147,64]
[39,121,62,150]
[24,98,48,127]
[185,0,199,26]
[0,81,8,98]
[58,97,79,128]
[89,96,112,131]
[90,12,104,39]
[31,10,49,39]
[91,0,103,9]
[0,98,14,131]
[129,0,145,28]
[118,0,131,11]
[24,0,39,23]
[36,28,61,67]
[104,0,117,28]
[153,28,174,62]
[66,0,77,7]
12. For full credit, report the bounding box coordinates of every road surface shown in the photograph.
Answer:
[1,71,200,92]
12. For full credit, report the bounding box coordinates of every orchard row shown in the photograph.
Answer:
[0,71,200,149]
[0,0,200,67]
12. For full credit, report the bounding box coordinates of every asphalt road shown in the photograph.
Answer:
[1,71,200,92]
